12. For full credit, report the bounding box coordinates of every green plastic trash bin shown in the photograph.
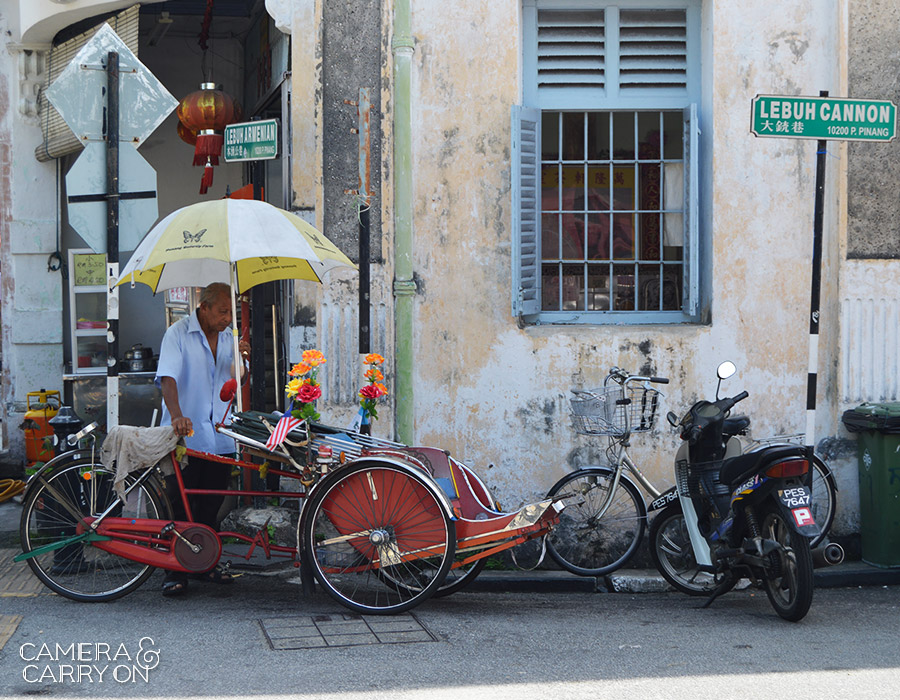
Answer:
[842,402,900,568]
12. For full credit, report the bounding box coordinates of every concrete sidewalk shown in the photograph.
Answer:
[3,496,899,594]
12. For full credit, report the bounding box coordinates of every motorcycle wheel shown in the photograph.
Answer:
[649,503,738,596]
[760,504,814,622]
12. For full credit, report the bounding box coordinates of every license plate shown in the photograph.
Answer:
[778,486,816,529]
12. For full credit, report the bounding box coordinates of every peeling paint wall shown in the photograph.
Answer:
[1,11,65,458]
[399,1,852,525]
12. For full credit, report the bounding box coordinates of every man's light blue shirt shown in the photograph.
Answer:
[156,310,235,455]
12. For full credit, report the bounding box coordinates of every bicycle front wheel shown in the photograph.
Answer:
[545,467,646,576]
[19,460,169,601]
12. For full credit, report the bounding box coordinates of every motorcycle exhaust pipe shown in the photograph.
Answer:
[811,541,845,568]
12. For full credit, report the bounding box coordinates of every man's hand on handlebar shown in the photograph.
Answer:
[172,416,194,438]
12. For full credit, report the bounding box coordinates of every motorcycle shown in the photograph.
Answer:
[647,361,842,622]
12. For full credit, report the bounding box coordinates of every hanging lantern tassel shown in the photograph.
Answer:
[194,129,222,166]
[199,159,214,194]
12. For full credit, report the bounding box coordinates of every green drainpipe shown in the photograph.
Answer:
[392,0,415,444]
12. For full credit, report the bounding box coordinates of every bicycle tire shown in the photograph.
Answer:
[19,460,169,602]
[301,462,456,615]
[808,456,836,547]
[545,467,646,576]
[649,503,738,596]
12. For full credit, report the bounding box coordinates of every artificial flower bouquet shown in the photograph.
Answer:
[356,353,389,431]
[285,349,327,422]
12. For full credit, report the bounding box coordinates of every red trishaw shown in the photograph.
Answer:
[16,400,562,614]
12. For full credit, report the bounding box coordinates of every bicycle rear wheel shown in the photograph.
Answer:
[19,460,169,601]
[545,467,646,576]
[808,456,836,547]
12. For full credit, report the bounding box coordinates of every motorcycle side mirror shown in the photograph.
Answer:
[717,361,737,380]
[667,411,679,427]
[715,361,736,400]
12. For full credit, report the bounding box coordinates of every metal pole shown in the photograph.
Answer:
[358,88,372,354]
[805,89,829,459]
[251,160,267,411]
[106,51,120,431]
[393,0,415,443]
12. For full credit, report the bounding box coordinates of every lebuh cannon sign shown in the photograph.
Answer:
[751,94,897,142]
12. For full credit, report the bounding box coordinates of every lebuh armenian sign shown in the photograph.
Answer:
[751,94,897,142]
[223,119,279,162]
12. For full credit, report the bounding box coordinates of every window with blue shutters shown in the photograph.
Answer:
[513,0,701,323]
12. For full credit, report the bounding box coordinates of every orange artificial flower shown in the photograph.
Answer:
[302,349,326,367]
[289,362,311,377]
[364,367,384,382]
[364,353,385,366]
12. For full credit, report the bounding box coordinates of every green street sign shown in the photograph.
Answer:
[751,95,897,142]
[223,119,279,162]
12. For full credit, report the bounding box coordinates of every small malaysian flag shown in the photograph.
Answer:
[265,412,302,451]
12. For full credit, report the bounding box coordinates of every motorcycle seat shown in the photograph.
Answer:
[723,414,750,436]
[719,444,807,489]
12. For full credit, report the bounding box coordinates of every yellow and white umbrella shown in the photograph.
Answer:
[117,198,355,294]
[117,198,356,411]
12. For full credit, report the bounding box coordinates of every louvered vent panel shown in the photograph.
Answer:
[537,10,605,92]
[34,6,140,162]
[618,9,687,91]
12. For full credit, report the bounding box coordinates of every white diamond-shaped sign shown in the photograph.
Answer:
[66,143,159,254]
[47,23,177,145]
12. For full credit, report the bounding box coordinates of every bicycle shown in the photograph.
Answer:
[545,368,668,576]
[546,368,839,578]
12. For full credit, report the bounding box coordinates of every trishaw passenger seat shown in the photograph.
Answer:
[434,477,458,502]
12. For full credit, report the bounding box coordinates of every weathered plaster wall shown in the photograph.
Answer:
[405,1,847,523]
[847,0,900,259]
[1,21,65,458]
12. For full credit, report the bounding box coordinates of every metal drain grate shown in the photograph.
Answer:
[259,612,438,649]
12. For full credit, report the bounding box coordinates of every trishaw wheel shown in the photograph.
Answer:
[19,460,169,601]
[301,463,456,614]
[431,557,488,597]
[379,554,488,599]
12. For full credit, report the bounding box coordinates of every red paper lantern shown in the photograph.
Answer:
[177,120,198,146]
[176,82,238,167]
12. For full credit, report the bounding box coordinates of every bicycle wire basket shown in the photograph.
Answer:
[569,384,661,436]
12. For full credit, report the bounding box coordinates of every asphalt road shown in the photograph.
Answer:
[1,567,898,700]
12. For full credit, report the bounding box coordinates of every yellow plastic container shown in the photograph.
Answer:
[25,389,60,466]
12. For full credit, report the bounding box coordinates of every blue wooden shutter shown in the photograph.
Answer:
[683,103,699,316]
[511,106,542,317]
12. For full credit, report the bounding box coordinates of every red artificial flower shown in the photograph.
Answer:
[359,384,385,400]
[296,383,322,403]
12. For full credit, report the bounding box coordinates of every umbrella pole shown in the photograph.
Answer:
[231,264,243,413]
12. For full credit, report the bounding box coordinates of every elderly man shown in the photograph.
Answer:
[156,282,250,596]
